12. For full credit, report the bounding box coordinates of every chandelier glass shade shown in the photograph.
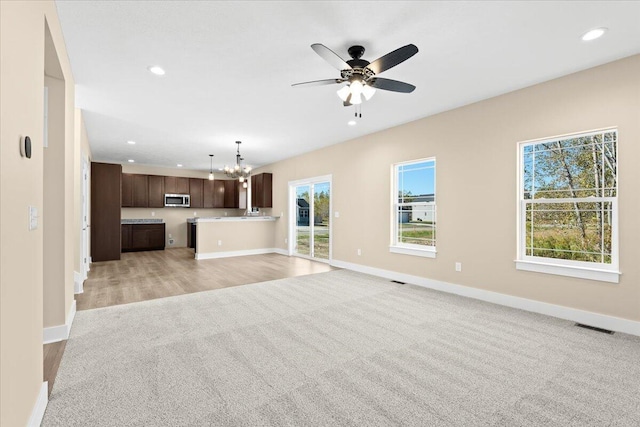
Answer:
[208,154,214,181]
[224,141,251,181]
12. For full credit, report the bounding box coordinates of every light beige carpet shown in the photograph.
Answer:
[43,269,640,426]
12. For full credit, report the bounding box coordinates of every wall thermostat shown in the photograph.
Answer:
[21,136,32,159]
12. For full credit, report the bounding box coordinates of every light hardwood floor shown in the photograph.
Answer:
[45,248,335,395]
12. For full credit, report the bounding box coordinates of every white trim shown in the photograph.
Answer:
[196,248,282,260]
[272,248,289,256]
[389,245,437,258]
[330,259,640,337]
[74,270,84,294]
[515,260,620,283]
[43,300,76,344]
[27,382,48,427]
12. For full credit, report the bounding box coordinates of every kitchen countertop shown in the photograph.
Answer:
[187,216,279,223]
[121,218,164,224]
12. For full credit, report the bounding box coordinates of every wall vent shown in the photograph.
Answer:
[575,323,614,335]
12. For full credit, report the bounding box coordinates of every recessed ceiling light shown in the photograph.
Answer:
[582,28,607,41]
[177,164,183,167]
[128,159,135,163]
[147,65,165,76]
[348,120,357,126]
[127,140,136,145]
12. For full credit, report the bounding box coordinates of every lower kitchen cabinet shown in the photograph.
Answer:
[121,223,165,252]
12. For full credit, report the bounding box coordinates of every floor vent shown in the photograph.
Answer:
[575,323,614,335]
[390,280,406,285]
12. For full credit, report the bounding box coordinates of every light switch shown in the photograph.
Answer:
[29,206,38,230]
[334,211,340,218]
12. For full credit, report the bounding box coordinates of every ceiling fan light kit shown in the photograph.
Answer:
[293,43,418,112]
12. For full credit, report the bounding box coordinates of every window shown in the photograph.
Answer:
[391,158,436,258]
[516,129,619,283]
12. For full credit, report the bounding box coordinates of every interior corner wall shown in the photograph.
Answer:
[0,1,77,425]
[43,75,67,328]
[257,54,640,323]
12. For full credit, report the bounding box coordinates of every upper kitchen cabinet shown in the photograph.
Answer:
[121,173,133,207]
[251,173,272,208]
[122,173,149,207]
[148,175,165,208]
[224,180,239,208]
[189,178,204,208]
[164,176,189,194]
[132,174,149,207]
[204,179,225,208]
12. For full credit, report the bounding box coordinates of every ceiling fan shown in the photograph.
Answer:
[292,43,418,107]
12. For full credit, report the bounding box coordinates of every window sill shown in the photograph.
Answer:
[515,260,620,283]
[389,246,437,258]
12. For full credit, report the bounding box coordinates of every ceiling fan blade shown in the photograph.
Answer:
[368,77,416,93]
[367,44,418,75]
[311,43,351,71]
[292,78,344,87]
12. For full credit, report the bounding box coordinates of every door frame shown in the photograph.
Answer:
[288,175,332,262]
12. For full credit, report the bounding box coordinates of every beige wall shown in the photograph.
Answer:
[121,164,244,247]
[196,221,277,254]
[0,1,78,425]
[43,75,67,328]
[257,55,640,322]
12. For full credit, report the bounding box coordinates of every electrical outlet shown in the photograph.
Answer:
[151,211,155,217]
[280,211,284,217]
[284,237,288,244]
[218,240,222,246]
[455,262,462,272]
[357,248,361,256]
[224,212,227,216]
[194,211,197,217]
[335,211,340,218]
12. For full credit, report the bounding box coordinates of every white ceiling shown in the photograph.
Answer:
[55,1,640,172]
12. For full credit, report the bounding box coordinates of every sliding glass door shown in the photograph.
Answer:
[291,177,331,261]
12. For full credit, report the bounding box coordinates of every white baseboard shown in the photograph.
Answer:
[74,270,84,294]
[272,248,289,256]
[196,248,286,260]
[330,259,640,337]
[43,300,77,344]
[27,382,48,427]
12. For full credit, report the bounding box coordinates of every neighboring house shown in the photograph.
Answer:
[297,198,309,226]
[400,194,435,223]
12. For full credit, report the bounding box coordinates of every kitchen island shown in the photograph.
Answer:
[187,216,281,259]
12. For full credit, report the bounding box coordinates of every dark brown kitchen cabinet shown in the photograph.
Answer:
[213,180,225,208]
[203,179,225,208]
[132,175,149,207]
[121,173,133,207]
[148,175,165,208]
[122,223,165,252]
[224,180,239,208]
[92,162,122,262]
[164,176,189,194]
[121,224,132,251]
[251,173,272,208]
[189,178,204,208]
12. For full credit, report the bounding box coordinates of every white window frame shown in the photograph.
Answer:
[515,128,620,283]
[390,158,436,258]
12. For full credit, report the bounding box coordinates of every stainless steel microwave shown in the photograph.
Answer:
[164,194,190,207]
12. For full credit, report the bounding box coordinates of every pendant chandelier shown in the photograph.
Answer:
[223,141,251,185]
[208,154,214,181]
